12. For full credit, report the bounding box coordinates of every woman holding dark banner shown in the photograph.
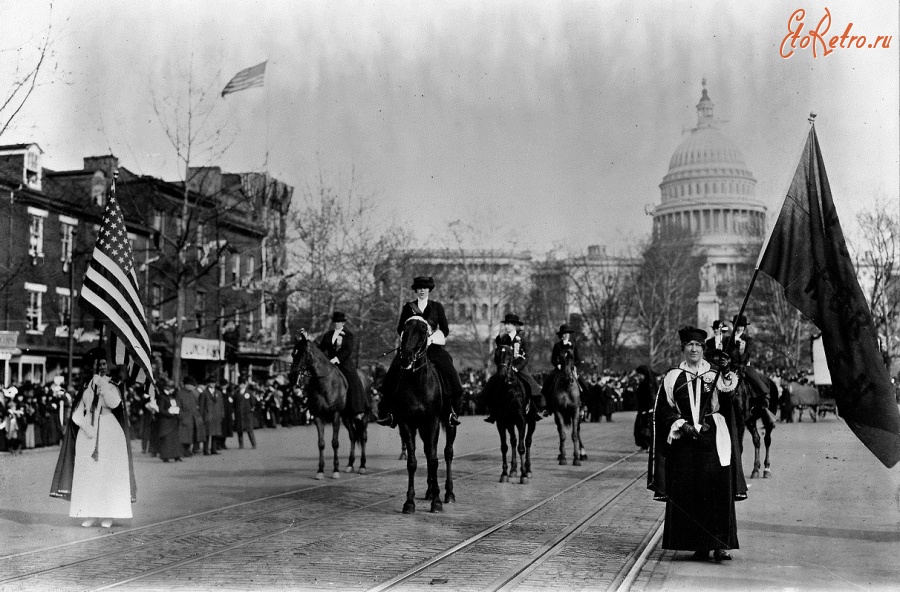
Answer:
[51,346,136,528]
[648,326,747,562]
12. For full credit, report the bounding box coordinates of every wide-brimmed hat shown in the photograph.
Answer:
[502,313,524,326]
[732,314,750,328]
[678,326,707,344]
[712,320,730,332]
[331,311,347,323]
[557,324,576,336]
[411,276,435,290]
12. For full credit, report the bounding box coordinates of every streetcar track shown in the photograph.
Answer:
[2,428,639,591]
[367,451,642,592]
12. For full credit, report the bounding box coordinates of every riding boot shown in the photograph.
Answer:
[448,406,461,427]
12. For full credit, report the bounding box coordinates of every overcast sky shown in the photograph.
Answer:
[3,0,897,254]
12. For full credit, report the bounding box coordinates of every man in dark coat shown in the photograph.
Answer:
[482,313,545,423]
[376,276,464,427]
[231,374,256,449]
[318,311,370,419]
[176,376,204,457]
[199,376,224,455]
[704,320,731,365]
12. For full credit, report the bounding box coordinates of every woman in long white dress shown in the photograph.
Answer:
[68,348,133,528]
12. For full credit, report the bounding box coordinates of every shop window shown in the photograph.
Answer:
[25,283,45,333]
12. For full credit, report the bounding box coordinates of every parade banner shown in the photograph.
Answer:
[757,125,900,467]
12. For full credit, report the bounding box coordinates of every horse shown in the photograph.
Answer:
[288,332,370,479]
[546,347,586,465]
[733,366,776,479]
[394,316,457,513]
[493,344,536,484]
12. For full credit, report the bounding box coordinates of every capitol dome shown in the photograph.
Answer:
[653,81,766,261]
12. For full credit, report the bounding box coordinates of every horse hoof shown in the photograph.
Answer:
[520,476,529,485]
[763,469,771,478]
[526,471,532,478]
[750,470,759,479]
[559,459,567,466]
[398,453,407,461]
[358,467,367,475]
[444,493,455,504]
[331,471,341,479]
[315,472,325,480]
[500,475,509,483]
[580,453,588,460]
[573,459,582,466]
[344,465,355,473]
[430,501,443,513]
[402,502,415,514]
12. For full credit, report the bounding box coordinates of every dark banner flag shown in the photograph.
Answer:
[758,125,900,467]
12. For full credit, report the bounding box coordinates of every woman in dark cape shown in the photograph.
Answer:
[647,326,747,562]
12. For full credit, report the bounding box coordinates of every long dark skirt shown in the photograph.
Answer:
[157,416,182,460]
[662,424,739,552]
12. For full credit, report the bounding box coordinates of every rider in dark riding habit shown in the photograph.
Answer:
[721,314,776,431]
[541,324,589,400]
[481,313,545,424]
[317,311,371,421]
[375,276,464,428]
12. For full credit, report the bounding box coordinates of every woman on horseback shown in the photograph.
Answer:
[375,276,463,428]
[648,326,747,562]
[541,324,589,400]
[317,311,370,421]
[482,313,545,424]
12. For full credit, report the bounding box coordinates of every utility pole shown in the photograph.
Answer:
[66,231,76,388]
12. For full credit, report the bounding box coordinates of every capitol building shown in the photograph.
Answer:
[653,80,767,329]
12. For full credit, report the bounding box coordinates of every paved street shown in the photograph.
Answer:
[1,411,899,591]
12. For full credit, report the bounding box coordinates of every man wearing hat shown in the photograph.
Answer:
[376,276,464,427]
[483,313,545,423]
[542,324,588,400]
[317,311,370,419]
[704,320,731,366]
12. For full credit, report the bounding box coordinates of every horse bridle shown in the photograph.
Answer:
[401,316,431,372]
[496,345,517,384]
[291,342,312,389]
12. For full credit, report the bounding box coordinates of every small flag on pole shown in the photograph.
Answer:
[80,174,156,389]
[757,123,900,467]
[221,61,266,97]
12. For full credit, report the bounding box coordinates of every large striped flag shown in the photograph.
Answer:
[221,61,266,97]
[80,175,155,393]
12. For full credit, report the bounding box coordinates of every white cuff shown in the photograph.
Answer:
[430,330,446,345]
[668,418,686,443]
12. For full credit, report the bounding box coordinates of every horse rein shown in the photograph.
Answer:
[401,316,431,372]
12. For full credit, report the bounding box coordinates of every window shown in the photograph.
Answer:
[246,255,255,285]
[231,254,240,287]
[151,284,162,319]
[25,283,46,332]
[196,222,205,246]
[195,290,206,332]
[60,218,76,270]
[27,207,47,259]
[152,210,165,232]
[56,287,72,325]
[247,311,254,338]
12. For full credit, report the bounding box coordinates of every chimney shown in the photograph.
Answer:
[83,155,119,177]
[188,167,222,196]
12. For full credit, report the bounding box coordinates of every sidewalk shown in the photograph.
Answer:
[635,415,900,591]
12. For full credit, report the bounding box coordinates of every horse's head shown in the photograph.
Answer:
[559,347,576,382]
[495,344,517,384]
[399,316,430,370]
[288,332,312,389]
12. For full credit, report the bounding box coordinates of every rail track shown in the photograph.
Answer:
[1,425,664,592]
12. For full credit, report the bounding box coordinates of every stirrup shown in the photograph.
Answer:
[449,411,460,426]
[375,413,396,427]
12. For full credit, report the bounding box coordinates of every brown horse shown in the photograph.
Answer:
[394,316,457,513]
[733,367,776,479]
[493,344,536,484]
[547,347,586,465]
[288,332,370,479]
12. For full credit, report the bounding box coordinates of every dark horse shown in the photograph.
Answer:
[493,344,536,484]
[394,316,457,513]
[546,347,586,465]
[288,332,371,479]
[733,367,776,479]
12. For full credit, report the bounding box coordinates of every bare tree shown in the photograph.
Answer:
[630,227,702,369]
[566,247,634,369]
[854,198,900,371]
[150,64,236,385]
[0,3,61,139]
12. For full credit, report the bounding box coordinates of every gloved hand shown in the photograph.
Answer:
[678,422,699,439]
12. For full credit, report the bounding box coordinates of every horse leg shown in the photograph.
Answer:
[401,426,417,514]
[572,413,582,466]
[498,423,509,483]
[358,422,368,475]
[516,420,528,484]
[748,420,762,479]
[399,440,407,461]
[509,425,519,477]
[315,417,326,480]
[555,413,567,465]
[524,420,535,478]
[344,419,357,473]
[762,425,773,478]
[425,422,442,513]
[443,423,456,504]
[331,412,341,479]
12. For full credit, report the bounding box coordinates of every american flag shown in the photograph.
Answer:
[221,61,266,97]
[80,176,155,392]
